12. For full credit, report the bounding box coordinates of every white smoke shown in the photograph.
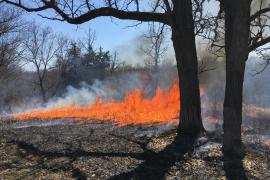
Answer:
[46,81,107,108]
[9,66,177,114]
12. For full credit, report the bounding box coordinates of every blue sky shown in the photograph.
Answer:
[21,1,220,66]
[27,13,148,51]
[26,1,219,51]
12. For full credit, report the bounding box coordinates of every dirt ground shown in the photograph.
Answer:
[0,119,269,180]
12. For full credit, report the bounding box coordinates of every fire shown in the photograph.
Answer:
[13,81,181,126]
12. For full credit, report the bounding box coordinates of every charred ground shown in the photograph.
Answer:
[0,119,269,180]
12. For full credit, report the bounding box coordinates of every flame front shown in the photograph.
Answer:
[13,81,181,126]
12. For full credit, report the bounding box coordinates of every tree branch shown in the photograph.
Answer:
[249,36,270,52]
[2,1,169,25]
[52,7,169,25]
[250,7,270,22]
[2,0,50,12]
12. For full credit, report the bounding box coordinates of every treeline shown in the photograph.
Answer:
[0,6,133,112]
[0,5,181,113]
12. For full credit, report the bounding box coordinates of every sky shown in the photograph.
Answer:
[27,13,148,51]
[25,1,219,52]
[19,1,221,66]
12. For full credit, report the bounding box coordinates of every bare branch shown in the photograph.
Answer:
[249,36,270,52]
[250,7,270,22]
[2,1,170,25]
[2,0,49,12]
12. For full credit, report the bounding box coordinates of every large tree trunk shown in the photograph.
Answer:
[223,0,250,157]
[172,0,204,136]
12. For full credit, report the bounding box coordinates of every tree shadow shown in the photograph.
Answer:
[110,133,196,180]
[9,139,147,160]
[8,132,196,180]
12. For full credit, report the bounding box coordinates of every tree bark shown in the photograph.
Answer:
[172,0,204,136]
[39,80,47,103]
[223,0,250,157]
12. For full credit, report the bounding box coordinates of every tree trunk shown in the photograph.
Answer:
[223,0,250,157]
[39,77,47,103]
[40,83,47,102]
[172,0,204,136]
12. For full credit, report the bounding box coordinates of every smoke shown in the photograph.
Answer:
[9,65,177,114]
[46,81,106,108]
[199,53,270,134]
[244,55,270,106]
[2,33,269,139]
[46,72,146,108]
[114,34,175,67]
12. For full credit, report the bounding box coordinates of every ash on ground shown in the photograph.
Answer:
[0,118,269,180]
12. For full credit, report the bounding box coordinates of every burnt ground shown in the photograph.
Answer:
[0,119,269,180]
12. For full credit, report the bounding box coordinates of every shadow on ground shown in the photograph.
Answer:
[110,134,196,179]
[0,122,269,179]
[8,132,196,180]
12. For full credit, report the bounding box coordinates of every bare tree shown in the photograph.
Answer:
[218,0,270,157]
[1,0,208,136]
[51,35,70,96]
[79,27,96,59]
[221,0,251,158]
[0,5,25,81]
[197,0,270,157]
[22,23,59,102]
[197,45,218,74]
[249,0,270,74]
[138,22,168,96]
[109,51,124,75]
[142,22,167,71]
[210,0,270,58]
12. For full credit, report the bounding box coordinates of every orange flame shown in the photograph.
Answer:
[12,81,181,126]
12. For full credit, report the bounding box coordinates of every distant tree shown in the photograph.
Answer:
[22,23,59,102]
[2,0,206,136]
[67,41,82,61]
[79,29,111,69]
[108,51,124,75]
[56,37,112,88]
[92,47,111,68]
[0,5,24,81]
[80,27,96,64]
[142,22,167,71]
[54,36,69,70]
[54,35,70,81]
